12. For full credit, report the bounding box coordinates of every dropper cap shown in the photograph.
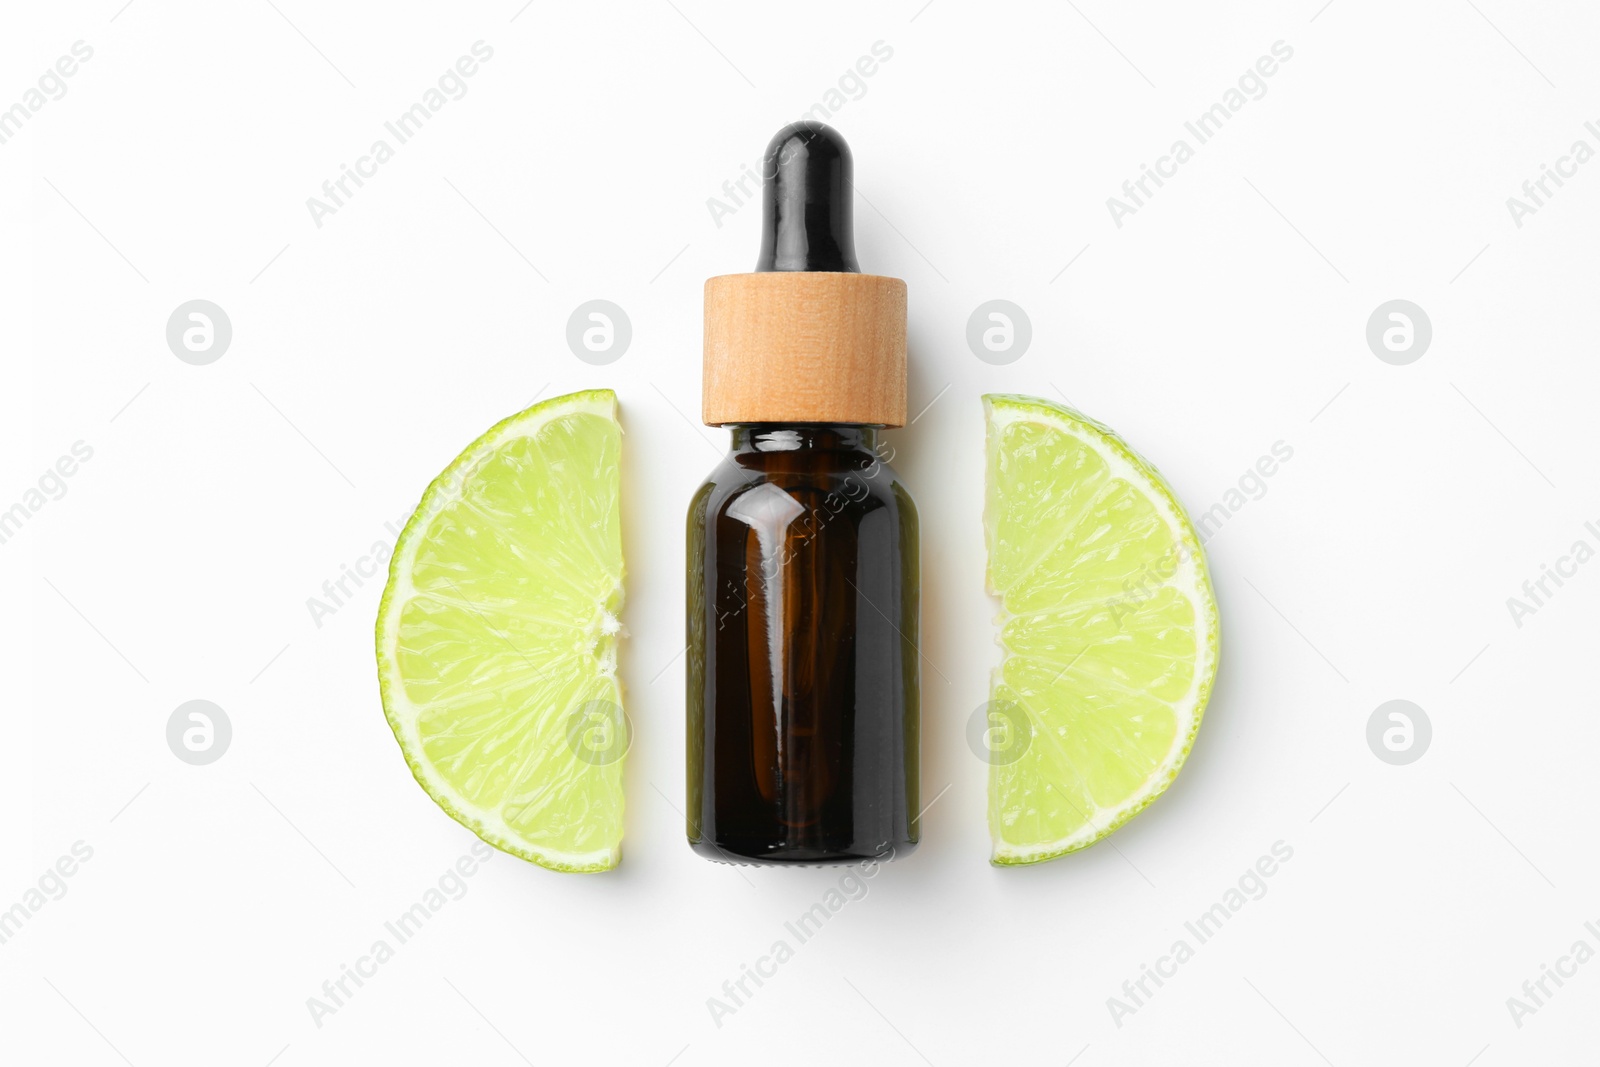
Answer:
[703,123,907,427]
[755,123,860,272]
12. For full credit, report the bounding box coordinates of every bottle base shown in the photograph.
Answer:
[688,837,917,867]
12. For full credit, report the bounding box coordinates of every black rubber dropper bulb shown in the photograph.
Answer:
[753,122,860,273]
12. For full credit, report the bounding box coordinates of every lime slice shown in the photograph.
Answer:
[376,389,626,873]
[983,394,1218,865]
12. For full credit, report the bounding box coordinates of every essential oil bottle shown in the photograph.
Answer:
[686,122,919,865]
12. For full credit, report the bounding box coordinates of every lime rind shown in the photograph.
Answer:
[983,393,1219,866]
[376,389,625,873]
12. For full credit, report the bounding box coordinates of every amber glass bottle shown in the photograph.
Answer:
[686,123,920,865]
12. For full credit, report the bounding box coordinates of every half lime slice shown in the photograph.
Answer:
[376,389,626,872]
[984,394,1218,865]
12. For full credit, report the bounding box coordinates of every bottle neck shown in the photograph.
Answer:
[728,424,880,455]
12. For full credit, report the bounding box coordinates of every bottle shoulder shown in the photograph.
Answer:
[705,451,909,495]
[689,448,915,527]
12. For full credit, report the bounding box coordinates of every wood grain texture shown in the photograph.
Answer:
[703,272,907,426]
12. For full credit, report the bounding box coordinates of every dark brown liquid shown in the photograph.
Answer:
[686,425,919,865]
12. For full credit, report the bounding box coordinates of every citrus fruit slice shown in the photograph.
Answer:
[376,389,626,873]
[983,394,1218,865]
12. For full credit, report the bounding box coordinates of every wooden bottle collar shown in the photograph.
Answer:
[702,271,907,427]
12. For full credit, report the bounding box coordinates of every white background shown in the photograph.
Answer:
[7,1,1599,1064]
